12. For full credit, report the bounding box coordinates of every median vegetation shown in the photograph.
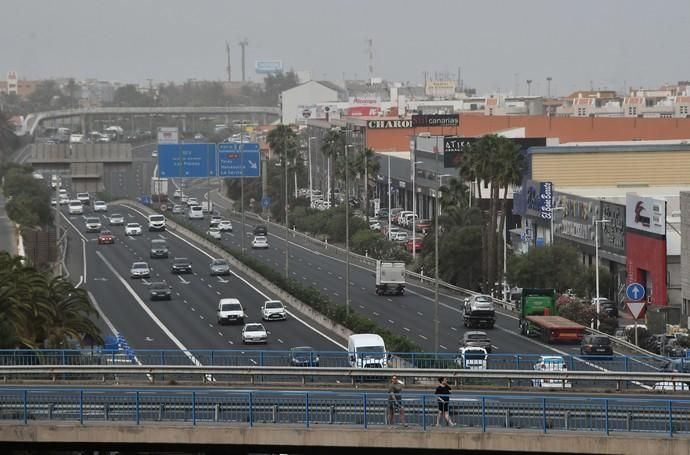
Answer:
[0,163,53,229]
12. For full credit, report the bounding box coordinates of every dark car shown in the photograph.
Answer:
[462,331,492,353]
[149,281,172,301]
[253,225,267,236]
[598,300,619,318]
[170,257,192,274]
[289,346,320,367]
[580,335,613,356]
[150,239,169,258]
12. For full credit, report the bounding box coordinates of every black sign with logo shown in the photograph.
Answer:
[442,137,547,168]
[411,114,459,128]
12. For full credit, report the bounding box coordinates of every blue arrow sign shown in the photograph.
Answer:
[158,143,217,178]
[218,143,261,178]
[626,282,646,301]
[261,196,272,209]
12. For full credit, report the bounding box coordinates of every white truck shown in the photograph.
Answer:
[151,177,169,202]
[200,200,213,213]
[375,260,405,296]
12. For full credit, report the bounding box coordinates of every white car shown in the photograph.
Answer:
[390,231,408,242]
[252,235,269,249]
[242,323,268,344]
[93,200,108,212]
[207,227,222,240]
[369,221,381,231]
[147,214,166,231]
[68,200,84,215]
[653,381,690,391]
[109,213,125,225]
[59,195,70,205]
[217,220,233,232]
[209,215,222,227]
[173,189,182,198]
[532,355,571,389]
[125,223,142,236]
[261,300,287,321]
[216,298,245,325]
[84,217,102,233]
[188,205,204,219]
[130,261,151,278]
[186,197,199,207]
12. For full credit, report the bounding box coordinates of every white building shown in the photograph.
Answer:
[280,81,341,124]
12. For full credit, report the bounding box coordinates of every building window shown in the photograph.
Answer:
[577,107,586,116]
[628,107,637,116]
[680,106,689,115]
[488,108,493,116]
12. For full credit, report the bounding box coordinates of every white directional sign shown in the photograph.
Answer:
[626,301,646,320]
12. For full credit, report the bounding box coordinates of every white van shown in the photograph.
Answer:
[347,334,388,369]
[148,214,166,231]
[188,205,204,219]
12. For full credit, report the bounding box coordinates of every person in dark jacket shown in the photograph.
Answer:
[435,377,455,426]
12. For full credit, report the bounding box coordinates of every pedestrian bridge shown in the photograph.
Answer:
[0,387,687,454]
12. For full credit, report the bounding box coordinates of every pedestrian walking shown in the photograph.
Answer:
[387,375,407,426]
[435,377,455,427]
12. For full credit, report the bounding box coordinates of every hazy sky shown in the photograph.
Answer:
[3,0,690,96]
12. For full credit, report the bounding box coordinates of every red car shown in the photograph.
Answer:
[405,238,423,253]
[98,230,115,244]
[416,219,432,233]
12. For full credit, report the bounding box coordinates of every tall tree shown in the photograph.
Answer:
[267,125,300,220]
[0,111,20,158]
[320,128,345,205]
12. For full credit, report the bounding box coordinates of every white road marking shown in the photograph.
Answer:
[439,344,448,350]
[388,319,394,324]
[419,334,428,340]
[417,311,423,316]
[450,327,458,331]
[177,275,190,284]
[373,311,380,316]
[95,250,202,366]
[403,327,410,332]
[121,204,347,350]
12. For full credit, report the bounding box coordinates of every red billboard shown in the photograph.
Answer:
[625,231,667,306]
[346,106,380,117]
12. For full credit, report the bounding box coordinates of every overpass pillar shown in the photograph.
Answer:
[262,158,268,217]
[80,115,86,134]
[182,117,187,132]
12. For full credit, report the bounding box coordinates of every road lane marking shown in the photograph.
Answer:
[419,334,428,340]
[439,344,448,350]
[95,250,202,367]
[388,319,394,324]
[403,327,410,332]
[121,203,347,350]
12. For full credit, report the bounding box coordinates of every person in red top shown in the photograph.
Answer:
[435,377,455,427]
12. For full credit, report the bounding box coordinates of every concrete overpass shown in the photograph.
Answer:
[1,422,686,454]
[21,106,280,136]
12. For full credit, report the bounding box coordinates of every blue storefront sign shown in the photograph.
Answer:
[513,179,553,219]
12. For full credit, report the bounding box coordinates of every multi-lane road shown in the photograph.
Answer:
[59,202,346,361]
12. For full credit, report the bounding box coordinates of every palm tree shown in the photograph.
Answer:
[320,128,345,205]
[0,111,19,158]
[267,125,299,221]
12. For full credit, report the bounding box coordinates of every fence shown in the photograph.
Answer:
[1,387,689,436]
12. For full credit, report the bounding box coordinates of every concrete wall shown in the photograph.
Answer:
[281,81,338,124]
[1,423,688,454]
[30,143,133,164]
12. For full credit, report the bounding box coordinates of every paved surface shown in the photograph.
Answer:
[59,203,345,356]
[0,193,16,255]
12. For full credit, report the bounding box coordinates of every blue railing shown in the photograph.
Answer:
[0,349,674,373]
[0,387,688,436]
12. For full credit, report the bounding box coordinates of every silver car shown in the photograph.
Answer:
[109,213,125,225]
[209,258,231,276]
[242,323,268,344]
[130,262,151,278]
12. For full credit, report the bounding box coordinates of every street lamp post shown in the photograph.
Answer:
[594,218,610,328]
[411,160,423,260]
[345,143,354,317]
[387,155,392,241]
[308,137,316,208]
[434,173,451,353]
[550,206,564,244]
[285,141,290,280]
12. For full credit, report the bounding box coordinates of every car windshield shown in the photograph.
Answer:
[467,333,489,341]
[221,303,241,312]
[151,240,165,246]
[111,214,122,219]
[255,236,267,241]
[127,223,139,228]
[150,215,164,221]
[100,231,111,235]
[265,301,282,309]
[291,347,314,359]
[590,337,611,345]
[475,296,492,303]
[212,259,227,266]
[245,324,264,332]
[132,263,147,269]
[543,357,565,366]
[86,218,99,223]
[174,258,189,264]
[358,346,385,354]
[151,282,167,290]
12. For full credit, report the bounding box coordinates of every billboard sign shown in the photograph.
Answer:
[443,137,547,168]
[157,127,179,144]
[625,194,666,236]
[411,114,459,128]
[346,106,381,117]
[601,201,626,254]
[553,192,600,246]
[366,119,412,129]
[158,143,217,178]
[218,143,261,178]
[442,136,473,167]
[255,60,283,74]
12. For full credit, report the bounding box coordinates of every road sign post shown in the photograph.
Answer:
[626,300,647,347]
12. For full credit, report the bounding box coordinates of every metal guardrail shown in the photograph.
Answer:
[0,349,675,373]
[0,365,688,385]
[1,387,689,436]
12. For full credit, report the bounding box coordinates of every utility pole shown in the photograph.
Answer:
[546,77,552,98]
[226,41,232,82]
[239,38,249,82]
[526,79,533,96]
[54,176,62,277]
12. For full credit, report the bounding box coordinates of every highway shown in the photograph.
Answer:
[58,202,346,362]
[171,181,588,360]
